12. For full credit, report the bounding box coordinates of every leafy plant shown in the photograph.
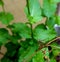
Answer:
[0,0,60,62]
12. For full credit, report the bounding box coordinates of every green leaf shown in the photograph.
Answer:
[25,0,42,24]
[10,34,21,44]
[20,39,38,49]
[1,57,13,62]
[20,40,30,49]
[51,42,60,56]
[32,50,44,62]
[50,0,60,3]
[55,15,60,25]
[46,17,56,29]
[18,46,37,62]
[50,58,56,62]
[5,42,20,58]
[0,12,14,25]
[43,0,57,17]
[8,23,31,38]
[51,42,60,50]
[19,39,38,62]
[42,48,49,59]
[0,0,4,6]
[32,48,49,62]
[34,24,56,43]
[53,49,60,57]
[0,28,10,46]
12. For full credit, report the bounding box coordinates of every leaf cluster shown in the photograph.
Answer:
[0,0,60,62]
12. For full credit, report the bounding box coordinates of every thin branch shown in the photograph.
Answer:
[45,37,60,46]
[26,0,30,15]
[30,24,34,40]
[2,5,5,13]
[26,22,34,40]
[1,0,6,13]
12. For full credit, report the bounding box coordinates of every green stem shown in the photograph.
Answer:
[2,5,5,13]
[26,0,30,15]
[26,22,34,40]
[0,0,6,13]
[30,23,34,40]
[45,37,58,46]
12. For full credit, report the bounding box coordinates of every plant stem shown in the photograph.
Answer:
[45,37,59,46]
[1,0,6,13]
[30,23,34,40]
[2,5,5,13]
[26,0,30,15]
[26,22,34,40]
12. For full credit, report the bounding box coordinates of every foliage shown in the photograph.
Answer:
[25,0,42,24]
[0,0,60,62]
